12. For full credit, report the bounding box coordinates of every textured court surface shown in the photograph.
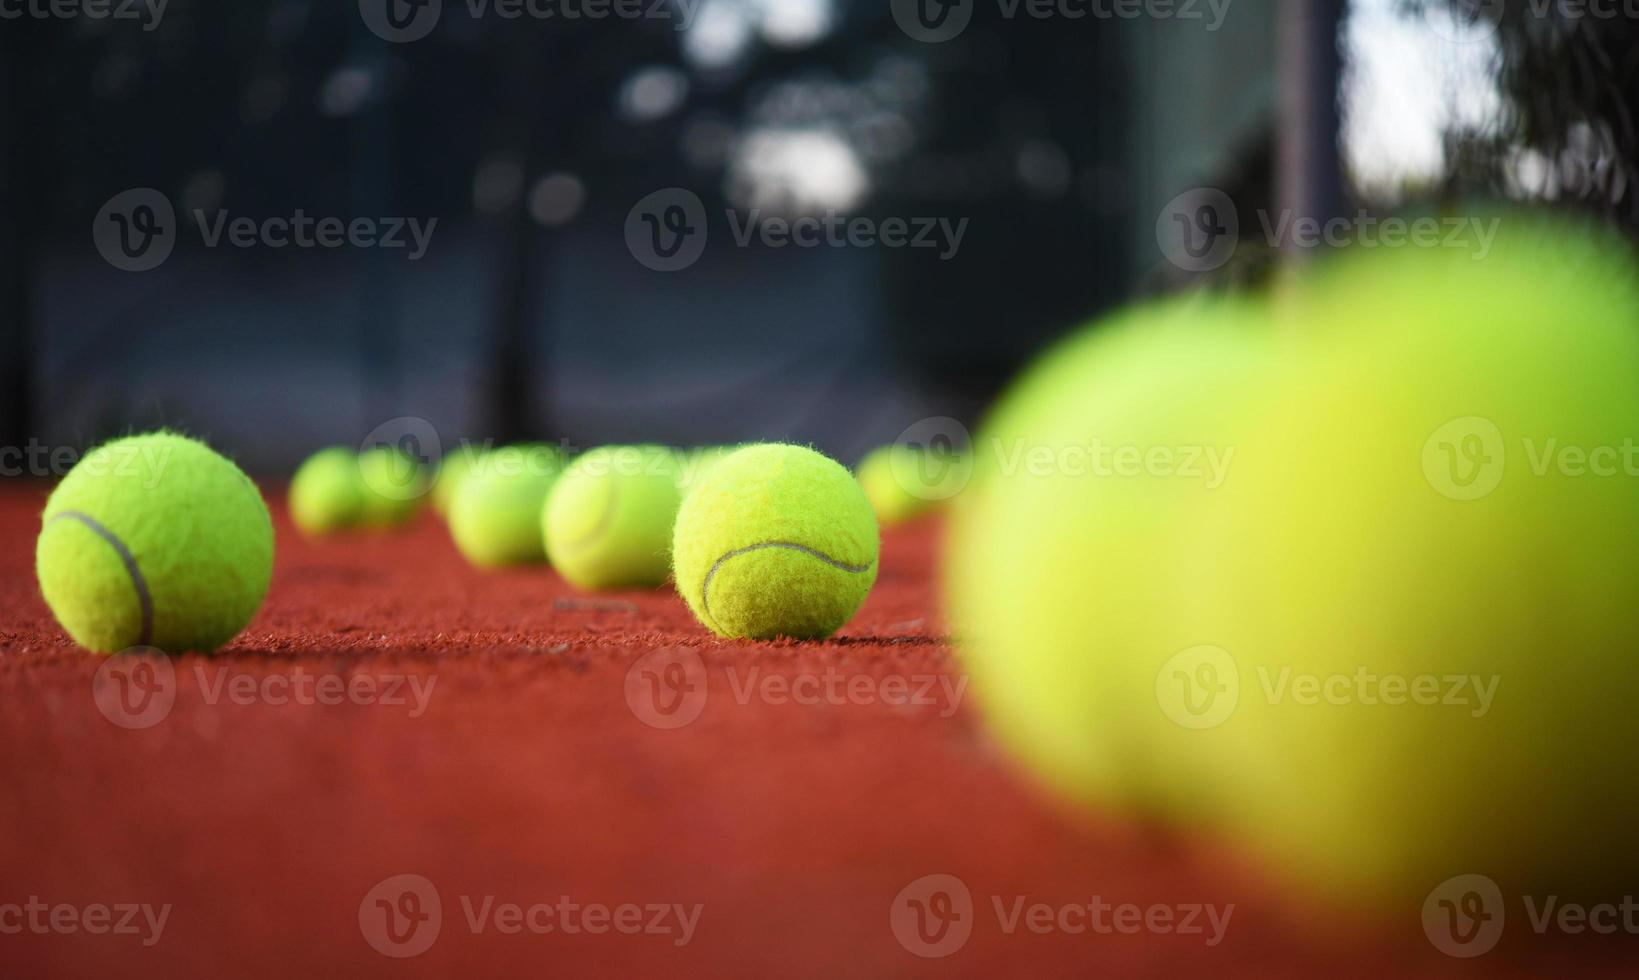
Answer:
[0,484,1630,977]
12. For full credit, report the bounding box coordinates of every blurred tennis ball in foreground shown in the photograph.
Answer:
[856,443,971,525]
[1191,218,1639,903]
[945,294,1278,822]
[948,213,1639,905]
[449,443,565,567]
[544,445,681,590]
[289,446,366,535]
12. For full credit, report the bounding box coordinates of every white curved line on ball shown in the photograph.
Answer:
[700,541,875,631]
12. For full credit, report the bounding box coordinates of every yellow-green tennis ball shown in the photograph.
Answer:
[36,431,274,653]
[1179,217,1639,904]
[543,445,682,590]
[288,446,366,535]
[431,442,486,517]
[355,444,427,527]
[448,443,564,567]
[856,444,970,525]
[944,294,1278,822]
[672,443,879,639]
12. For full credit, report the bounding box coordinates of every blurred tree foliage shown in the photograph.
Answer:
[1426,0,1637,236]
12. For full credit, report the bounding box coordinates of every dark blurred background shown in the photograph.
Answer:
[0,0,1634,471]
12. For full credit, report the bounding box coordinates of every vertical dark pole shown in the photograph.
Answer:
[353,36,399,434]
[1277,0,1346,260]
[0,25,38,452]
[486,33,558,445]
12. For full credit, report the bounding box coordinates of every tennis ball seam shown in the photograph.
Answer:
[700,541,875,633]
[45,510,154,646]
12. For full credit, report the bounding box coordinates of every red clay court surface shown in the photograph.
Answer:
[1,483,1634,977]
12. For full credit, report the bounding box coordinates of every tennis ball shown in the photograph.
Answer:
[1179,217,1639,903]
[856,444,970,525]
[672,443,879,639]
[289,446,366,535]
[431,442,486,517]
[355,444,427,527]
[944,294,1279,822]
[448,443,565,567]
[36,431,274,653]
[543,445,682,590]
